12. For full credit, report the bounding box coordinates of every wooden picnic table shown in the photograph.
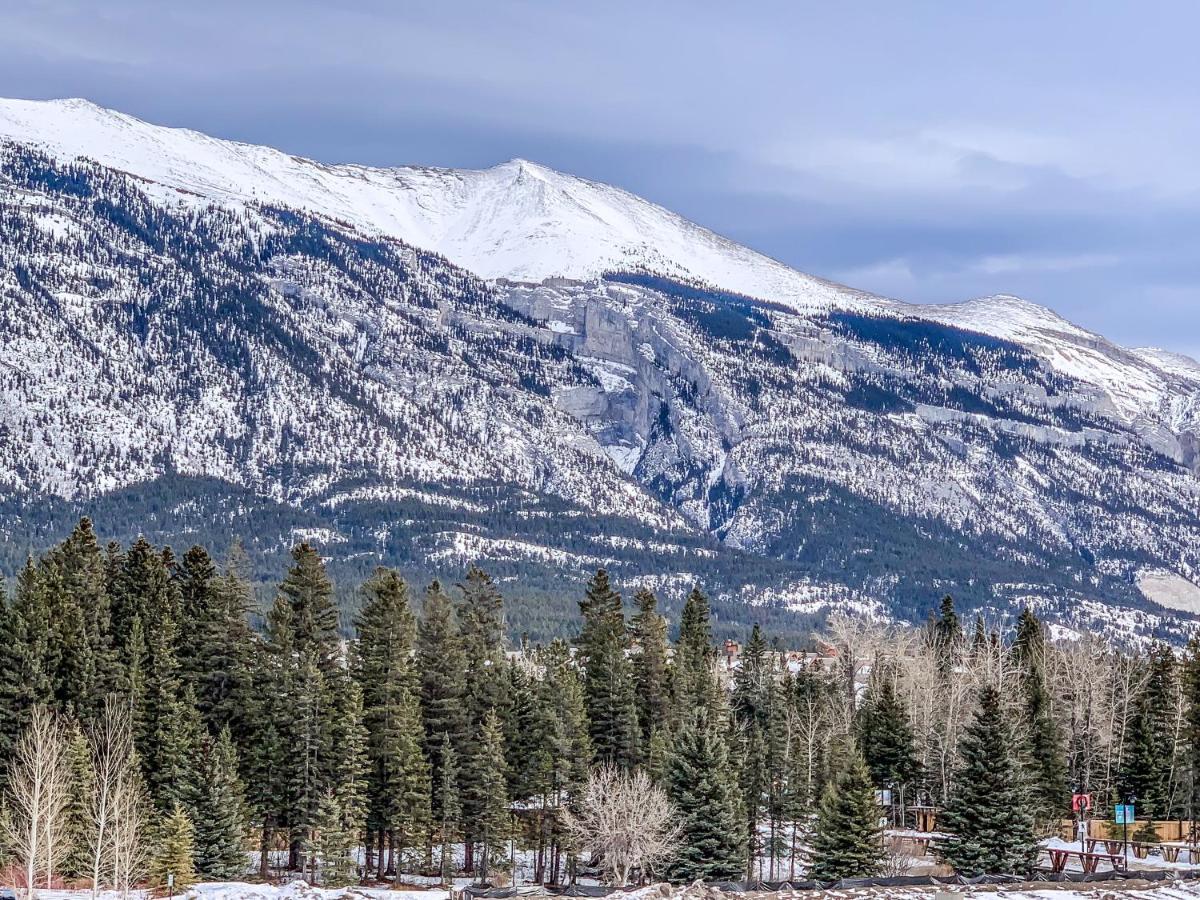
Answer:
[1083,838,1193,862]
[1157,841,1194,863]
[1045,847,1127,874]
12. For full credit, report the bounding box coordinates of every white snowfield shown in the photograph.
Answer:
[2,97,1197,436]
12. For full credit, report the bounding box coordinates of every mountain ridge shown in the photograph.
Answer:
[3,99,1200,644]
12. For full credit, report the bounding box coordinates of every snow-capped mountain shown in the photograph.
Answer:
[3,96,1200,643]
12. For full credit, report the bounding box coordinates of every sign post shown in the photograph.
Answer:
[1072,793,1093,852]
[1115,801,1135,867]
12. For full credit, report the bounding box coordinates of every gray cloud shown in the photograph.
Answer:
[2,0,1199,354]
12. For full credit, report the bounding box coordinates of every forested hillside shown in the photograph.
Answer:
[1,518,1197,889]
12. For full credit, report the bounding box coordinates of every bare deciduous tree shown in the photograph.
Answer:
[4,706,70,900]
[561,766,680,886]
[87,696,144,899]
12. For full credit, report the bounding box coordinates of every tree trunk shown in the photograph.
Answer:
[259,822,271,880]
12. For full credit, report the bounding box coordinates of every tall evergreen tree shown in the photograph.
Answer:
[576,569,640,768]
[931,595,961,675]
[807,749,881,882]
[178,544,254,740]
[475,709,511,884]
[353,568,430,878]
[1011,608,1067,822]
[62,721,96,880]
[457,566,510,873]
[667,710,746,882]
[194,726,248,879]
[674,585,716,716]
[1120,643,1178,819]
[939,686,1037,876]
[856,667,920,789]
[629,587,671,747]
[416,580,467,819]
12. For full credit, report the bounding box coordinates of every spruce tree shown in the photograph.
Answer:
[150,802,199,891]
[353,568,430,877]
[194,726,248,879]
[675,584,716,715]
[576,569,640,769]
[152,685,205,819]
[1011,608,1067,822]
[457,566,510,874]
[667,710,746,881]
[1120,645,1178,819]
[939,686,1037,876]
[734,624,771,728]
[416,580,467,819]
[629,587,671,748]
[311,790,358,887]
[63,721,96,880]
[178,544,254,740]
[475,709,511,884]
[856,668,920,789]
[807,749,881,882]
[931,595,961,675]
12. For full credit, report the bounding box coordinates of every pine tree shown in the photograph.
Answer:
[475,709,511,883]
[63,721,96,880]
[457,566,510,874]
[939,686,1037,876]
[576,569,640,768]
[629,587,671,747]
[279,543,342,674]
[353,568,430,877]
[193,726,248,879]
[152,685,205,819]
[931,595,961,675]
[47,519,116,717]
[178,544,254,740]
[807,749,881,882]
[856,667,920,790]
[1183,639,1200,820]
[667,710,746,881]
[534,640,591,884]
[416,580,467,819]
[311,790,358,887]
[1120,644,1178,819]
[1011,608,1067,822]
[674,585,716,716]
[0,564,52,783]
[734,624,771,728]
[150,802,199,891]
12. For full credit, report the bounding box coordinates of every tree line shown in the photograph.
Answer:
[1,518,1198,893]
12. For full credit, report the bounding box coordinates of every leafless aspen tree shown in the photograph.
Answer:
[108,765,148,900]
[4,706,70,900]
[87,696,141,898]
[561,766,680,886]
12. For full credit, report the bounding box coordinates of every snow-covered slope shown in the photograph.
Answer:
[4,97,1200,642]
[0,97,862,312]
[4,97,1198,446]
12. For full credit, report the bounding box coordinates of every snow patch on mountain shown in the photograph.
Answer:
[1138,569,1200,614]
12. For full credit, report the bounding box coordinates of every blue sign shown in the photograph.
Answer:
[1115,804,1135,824]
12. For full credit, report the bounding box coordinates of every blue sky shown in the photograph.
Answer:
[4,1,1199,355]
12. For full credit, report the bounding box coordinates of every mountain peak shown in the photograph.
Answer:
[0,96,864,314]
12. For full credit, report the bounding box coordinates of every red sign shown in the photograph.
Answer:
[1072,793,1093,813]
